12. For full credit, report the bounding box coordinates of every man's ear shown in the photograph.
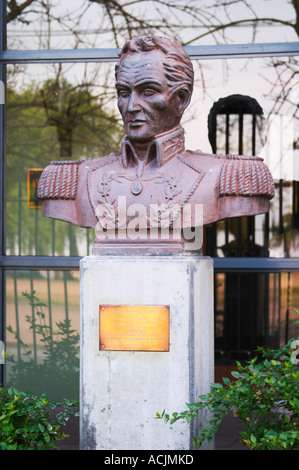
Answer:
[176,87,191,116]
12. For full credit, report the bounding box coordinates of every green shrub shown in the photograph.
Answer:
[158,339,299,450]
[0,387,78,450]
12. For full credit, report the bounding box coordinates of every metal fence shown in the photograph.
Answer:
[1,0,299,388]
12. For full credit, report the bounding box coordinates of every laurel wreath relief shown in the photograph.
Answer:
[96,170,183,229]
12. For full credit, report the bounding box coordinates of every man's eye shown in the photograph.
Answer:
[118,90,129,98]
[143,89,156,97]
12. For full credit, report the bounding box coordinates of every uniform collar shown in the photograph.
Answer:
[121,125,185,169]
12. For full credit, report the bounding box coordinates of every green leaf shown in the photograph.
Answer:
[222,377,230,385]
[212,383,223,390]
[38,423,45,432]
[231,371,240,378]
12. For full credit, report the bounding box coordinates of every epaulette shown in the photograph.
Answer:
[37,160,81,200]
[219,154,275,199]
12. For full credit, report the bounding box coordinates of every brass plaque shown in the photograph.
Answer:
[99,305,169,351]
[27,169,43,209]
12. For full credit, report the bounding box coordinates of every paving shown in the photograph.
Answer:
[214,411,248,450]
[58,411,248,451]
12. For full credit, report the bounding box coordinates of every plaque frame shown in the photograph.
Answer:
[99,304,169,352]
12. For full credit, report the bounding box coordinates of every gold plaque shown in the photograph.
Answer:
[27,169,43,209]
[99,305,169,352]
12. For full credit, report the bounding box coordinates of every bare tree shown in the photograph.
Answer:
[6,0,299,47]
[6,1,298,117]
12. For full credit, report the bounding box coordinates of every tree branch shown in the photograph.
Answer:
[6,0,36,23]
[292,0,299,36]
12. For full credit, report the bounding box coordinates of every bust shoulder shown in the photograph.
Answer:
[180,150,275,200]
[37,159,82,200]
[218,153,275,199]
[37,153,120,200]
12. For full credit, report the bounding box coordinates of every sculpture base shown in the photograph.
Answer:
[80,255,214,450]
[92,239,185,255]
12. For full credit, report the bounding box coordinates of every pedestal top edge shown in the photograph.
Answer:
[80,254,213,265]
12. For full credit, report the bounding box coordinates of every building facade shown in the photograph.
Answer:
[0,1,299,400]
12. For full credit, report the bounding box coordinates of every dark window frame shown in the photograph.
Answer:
[1,0,299,384]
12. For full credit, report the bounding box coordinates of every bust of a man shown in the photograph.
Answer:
[37,36,274,254]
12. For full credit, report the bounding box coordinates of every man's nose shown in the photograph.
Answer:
[127,91,141,112]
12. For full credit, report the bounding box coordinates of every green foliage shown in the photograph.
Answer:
[0,387,78,450]
[157,339,299,450]
[7,290,79,401]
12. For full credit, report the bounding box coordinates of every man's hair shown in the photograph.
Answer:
[115,36,194,97]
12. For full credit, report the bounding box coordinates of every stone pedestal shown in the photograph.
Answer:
[80,255,214,450]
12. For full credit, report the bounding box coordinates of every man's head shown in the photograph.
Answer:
[115,36,194,144]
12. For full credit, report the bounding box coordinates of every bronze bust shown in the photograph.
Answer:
[37,36,274,254]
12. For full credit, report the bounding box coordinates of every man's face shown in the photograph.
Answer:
[116,49,181,143]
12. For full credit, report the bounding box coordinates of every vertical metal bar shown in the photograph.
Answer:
[250,273,254,354]
[63,271,69,323]
[35,205,39,255]
[225,114,229,154]
[237,218,242,256]
[18,179,22,255]
[248,216,255,249]
[279,179,283,235]
[225,220,229,248]
[292,181,299,230]
[271,273,279,343]
[13,270,21,361]
[264,212,269,256]
[264,272,270,347]
[0,0,7,387]
[46,271,53,341]
[278,272,282,348]
[285,272,291,344]
[237,273,241,352]
[223,273,228,355]
[238,113,243,155]
[252,114,256,155]
[210,113,217,154]
[30,272,37,363]
[249,114,256,249]
[224,113,231,257]
[52,219,55,256]
[237,113,243,257]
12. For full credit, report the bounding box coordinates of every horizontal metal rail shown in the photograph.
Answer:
[0,256,81,270]
[1,42,299,64]
[0,255,299,272]
[213,257,299,272]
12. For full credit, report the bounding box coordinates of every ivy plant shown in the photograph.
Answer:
[0,387,78,450]
[158,338,299,450]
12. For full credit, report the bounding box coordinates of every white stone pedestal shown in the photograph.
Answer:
[80,255,214,450]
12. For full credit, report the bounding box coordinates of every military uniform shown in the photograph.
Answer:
[37,126,274,253]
